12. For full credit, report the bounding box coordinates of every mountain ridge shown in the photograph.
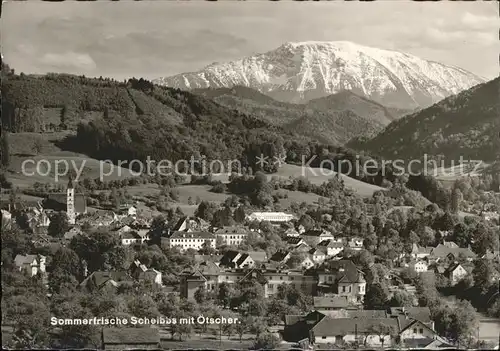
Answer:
[154,41,484,109]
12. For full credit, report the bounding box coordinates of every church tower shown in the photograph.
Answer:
[67,177,76,224]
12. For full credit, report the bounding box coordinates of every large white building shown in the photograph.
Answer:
[246,212,295,223]
[214,226,251,247]
[166,231,216,252]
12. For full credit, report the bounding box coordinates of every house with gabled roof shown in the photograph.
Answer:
[429,244,476,263]
[80,271,133,292]
[301,229,334,246]
[14,254,46,276]
[129,260,162,286]
[345,237,364,251]
[318,239,344,257]
[171,216,210,233]
[283,309,444,348]
[410,243,433,259]
[313,296,350,311]
[219,250,255,269]
[284,227,300,237]
[309,247,328,263]
[285,236,306,247]
[444,262,470,285]
[120,231,145,246]
[315,260,366,304]
[270,250,291,265]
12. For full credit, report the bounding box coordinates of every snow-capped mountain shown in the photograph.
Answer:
[154,41,484,109]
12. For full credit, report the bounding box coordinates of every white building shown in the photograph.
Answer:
[246,212,295,223]
[166,231,216,252]
[214,226,250,246]
[410,260,428,273]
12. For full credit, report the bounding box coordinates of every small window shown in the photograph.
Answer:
[413,328,417,334]
[419,328,424,334]
[322,336,326,339]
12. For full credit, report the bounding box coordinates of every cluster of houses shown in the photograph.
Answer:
[80,259,163,292]
[398,242,484,286]
[283,307,452,349]
[180,259,366,305]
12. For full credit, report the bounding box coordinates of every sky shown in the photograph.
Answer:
[2,1,499,81]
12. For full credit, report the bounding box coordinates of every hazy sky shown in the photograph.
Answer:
[2,1,498,81]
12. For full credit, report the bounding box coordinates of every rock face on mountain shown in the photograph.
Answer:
[154,41,484,109]
[348,77,500,163]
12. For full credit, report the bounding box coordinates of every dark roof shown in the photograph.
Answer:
[389,307,431,323]
[270,250,290,263]
[81,271,131,289]
[102,327,160,344]
[347,310,388,319]
[236,253,252,266]
[312,317,399,336]
[121,231,142,240]
[431,244,476,259]
[315,259,364,284]
[302,229,331,237]
[214,226,250,235]
[313,296,349,309]
[194,254,223,263]
[45,193,87,213]
[286,237,303,245]
[318,239,344,248]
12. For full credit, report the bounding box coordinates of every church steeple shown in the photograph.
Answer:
[66,176,75,224]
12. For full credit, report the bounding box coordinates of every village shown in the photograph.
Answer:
[2,175,500,350]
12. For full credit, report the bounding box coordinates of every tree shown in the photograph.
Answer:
[364,283,389,310]
[451,187,463,214]
[298,214,315,230]
[233,206,246,223]
[48,212,70,238]
[31,138,44,155]
[389,290,414,308]
[49,247,83,279]
[368,322,397,348]
[1,130,10,167]
[473,259,497,294]
[253,332,280,350]
[195,201,218,222]
[235,318,248,341]
[217,282,235,309]
[286,251,306,269]
[435,300,479,344]
[245,316,267,338]
[70,230,127,273]
[194,286,209,304]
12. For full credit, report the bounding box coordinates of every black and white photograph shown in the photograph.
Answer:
[1,0,499,349]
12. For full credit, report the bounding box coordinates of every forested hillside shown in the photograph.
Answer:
[193,86,387,144]
[348,78,500,163]
[1,70,397,187]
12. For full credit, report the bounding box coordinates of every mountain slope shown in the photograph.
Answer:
[306,90,411,125]
[193,86,386,143]
[348,77,500,162]
[154,41,484,109]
